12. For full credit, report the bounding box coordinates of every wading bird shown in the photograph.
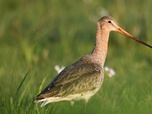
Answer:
[34,16,152,107]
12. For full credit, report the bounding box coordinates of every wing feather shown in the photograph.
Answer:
[36,56,103,100]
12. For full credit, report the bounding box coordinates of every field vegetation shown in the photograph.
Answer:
[0,0,152,114]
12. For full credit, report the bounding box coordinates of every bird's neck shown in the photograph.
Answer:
[91,27,110,67]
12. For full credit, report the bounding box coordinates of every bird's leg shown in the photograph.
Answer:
[70,101,75,106]
[83,102,87,114]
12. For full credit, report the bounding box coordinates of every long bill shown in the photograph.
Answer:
[116,27,152,48]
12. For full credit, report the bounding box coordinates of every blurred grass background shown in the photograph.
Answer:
[0,0,152,114]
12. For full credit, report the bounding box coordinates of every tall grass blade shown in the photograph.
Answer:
[15,69,30,98]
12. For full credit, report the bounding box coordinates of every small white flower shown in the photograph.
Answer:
[104,66,116,77]
[108,68,116,77]
[54,65,65,74]
[97,7,109,17]
[89,7,109,23]
[104,66,109,71]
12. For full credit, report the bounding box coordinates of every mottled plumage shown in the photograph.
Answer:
[34,16,152,107]
[35,55,104,107]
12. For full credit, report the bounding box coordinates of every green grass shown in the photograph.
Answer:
[0,0,152,114]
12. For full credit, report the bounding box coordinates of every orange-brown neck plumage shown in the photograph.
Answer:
[91,23,110,67]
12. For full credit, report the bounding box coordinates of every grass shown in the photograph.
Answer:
[0,0,152,114]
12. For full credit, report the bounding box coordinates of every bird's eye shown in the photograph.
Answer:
[108,20,111,23]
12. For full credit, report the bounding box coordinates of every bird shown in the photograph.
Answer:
[34,16,152,107]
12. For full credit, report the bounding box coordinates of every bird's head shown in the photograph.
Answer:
[98,16,152,48]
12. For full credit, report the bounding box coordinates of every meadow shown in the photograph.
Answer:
[0,0,152,114]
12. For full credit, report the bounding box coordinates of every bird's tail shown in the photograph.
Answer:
[34,98,49,107]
